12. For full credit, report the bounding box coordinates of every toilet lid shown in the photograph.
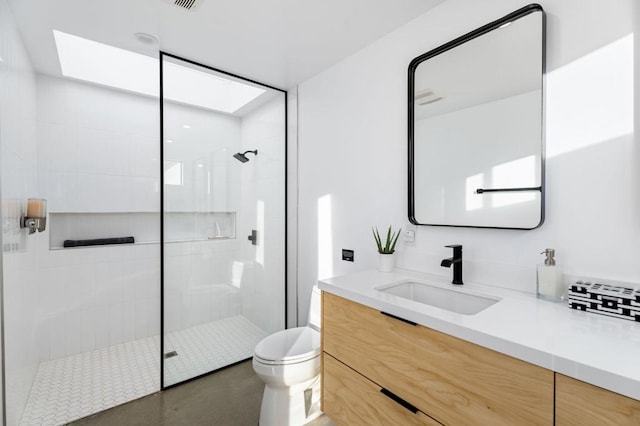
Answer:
[254,327,320,364]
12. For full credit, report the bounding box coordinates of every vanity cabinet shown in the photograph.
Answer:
[555,374,640,425]
[321,292,554,425]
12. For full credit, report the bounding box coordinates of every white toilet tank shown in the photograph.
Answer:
[307,285,321,331]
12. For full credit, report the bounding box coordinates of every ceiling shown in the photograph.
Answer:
[8,0,444,89]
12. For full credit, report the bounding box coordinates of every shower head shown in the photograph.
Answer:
[233,150,258,163]
[233,153,249,163]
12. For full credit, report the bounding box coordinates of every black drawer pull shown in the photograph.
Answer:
[380,388,419,414]
[380,311,417,326]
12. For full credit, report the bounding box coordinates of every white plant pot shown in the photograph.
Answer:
[378,253,395,273]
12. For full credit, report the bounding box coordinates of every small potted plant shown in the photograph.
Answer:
[372,226,401,272]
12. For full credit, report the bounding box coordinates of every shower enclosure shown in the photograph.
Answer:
[160,53,286,387]
[0,5,286,421]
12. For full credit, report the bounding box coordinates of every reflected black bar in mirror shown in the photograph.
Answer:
[475,186,542,194]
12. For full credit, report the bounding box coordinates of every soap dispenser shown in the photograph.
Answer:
[537,249,564,302]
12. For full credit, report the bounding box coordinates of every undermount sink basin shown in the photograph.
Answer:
[377,281,500,315]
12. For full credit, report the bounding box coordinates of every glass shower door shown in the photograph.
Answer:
[160,53,286,387]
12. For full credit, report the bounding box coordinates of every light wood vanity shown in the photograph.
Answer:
[555,374,640,425]
[322,292,553,425]
[321,291,640,426]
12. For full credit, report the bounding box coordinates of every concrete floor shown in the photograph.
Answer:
[70,360,334,426]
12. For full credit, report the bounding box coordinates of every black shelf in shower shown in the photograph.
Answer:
[63,236,135,248]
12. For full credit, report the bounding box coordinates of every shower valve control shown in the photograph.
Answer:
[248,229,257,246]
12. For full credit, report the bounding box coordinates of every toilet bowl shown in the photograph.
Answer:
[253,286,322,426]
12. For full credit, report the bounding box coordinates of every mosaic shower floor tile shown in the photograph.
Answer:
[20,315,267,426]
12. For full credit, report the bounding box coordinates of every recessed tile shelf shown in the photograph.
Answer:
[49,212,236,249]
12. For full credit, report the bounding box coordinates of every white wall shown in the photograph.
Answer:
[0,0,40,423]
[296,0,640,324]
[286,87,298,328]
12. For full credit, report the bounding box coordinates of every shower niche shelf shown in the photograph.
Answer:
[164,211,236,243]
[49,211,236,249]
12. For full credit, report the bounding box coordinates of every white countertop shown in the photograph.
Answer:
[319,269,640,401]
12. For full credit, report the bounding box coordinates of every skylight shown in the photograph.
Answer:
[53,30,266,113]
[54,30,158,97]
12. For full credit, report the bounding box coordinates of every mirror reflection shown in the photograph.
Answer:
[409,5,545,229]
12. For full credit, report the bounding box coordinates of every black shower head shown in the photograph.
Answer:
[233,152,249,163]
[233,150,258,163]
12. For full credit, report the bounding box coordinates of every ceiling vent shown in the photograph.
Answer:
[165,0,200,11]
[415,89,443,106]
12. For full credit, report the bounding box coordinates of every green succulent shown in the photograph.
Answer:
[372,226,401,254]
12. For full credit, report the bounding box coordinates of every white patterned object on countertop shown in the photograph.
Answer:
[568,280,639,322]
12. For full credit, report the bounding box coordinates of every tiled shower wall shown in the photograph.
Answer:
[34,243,161,362]
[238,97,286,336]
[0,0,41,423]
[34,75,163,364]
[163,240,243,333]
[36,74,160,214]
[34,74,267,358]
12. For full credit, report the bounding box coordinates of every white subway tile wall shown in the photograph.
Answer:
[35,243,161,362]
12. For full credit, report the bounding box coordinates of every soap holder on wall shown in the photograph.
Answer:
[568,280,640,322]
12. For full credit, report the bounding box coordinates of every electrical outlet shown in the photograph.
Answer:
[404,222,417,242]
[342,249,354,262]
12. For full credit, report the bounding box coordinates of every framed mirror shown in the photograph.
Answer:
[408,4,545,229]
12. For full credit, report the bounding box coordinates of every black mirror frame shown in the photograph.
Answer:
[408,3,546,230]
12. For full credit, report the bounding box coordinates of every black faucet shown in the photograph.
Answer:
[441,244,463,285]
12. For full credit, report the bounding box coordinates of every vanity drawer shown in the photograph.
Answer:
[322,352,441,425]
[322,292,553,425]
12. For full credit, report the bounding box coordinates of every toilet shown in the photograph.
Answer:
[252,285,322,426]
